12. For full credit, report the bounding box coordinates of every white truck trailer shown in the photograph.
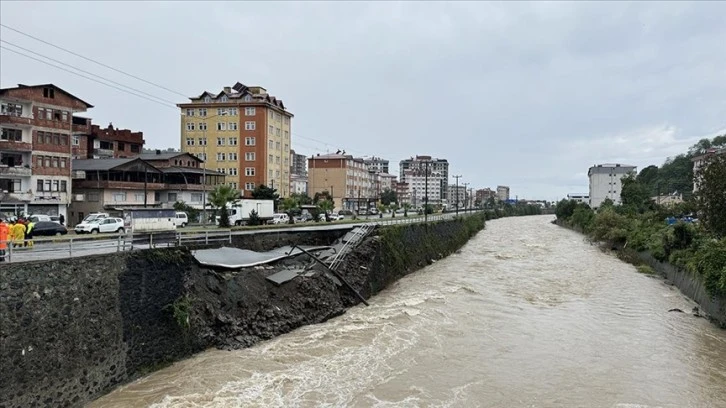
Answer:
[218,200,275,226]
[123,208,177,233]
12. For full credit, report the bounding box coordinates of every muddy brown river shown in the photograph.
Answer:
[90,215,726,407]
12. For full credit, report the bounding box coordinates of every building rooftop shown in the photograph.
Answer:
[72,158,138,171]
[0,83,94,108]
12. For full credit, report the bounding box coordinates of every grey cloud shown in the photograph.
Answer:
[1,1,724,199]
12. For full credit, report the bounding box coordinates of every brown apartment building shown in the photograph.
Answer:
[0,83,93,217]
[178,82,293,198]
[308,153,380,211]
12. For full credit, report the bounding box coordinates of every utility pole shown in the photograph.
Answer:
[453,175,462,216]
[463,182,469,211]
[424,161,429,223]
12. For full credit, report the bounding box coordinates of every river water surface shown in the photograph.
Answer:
[90,215,726,407]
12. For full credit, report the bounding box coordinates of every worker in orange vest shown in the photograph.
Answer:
[0,218,9,262]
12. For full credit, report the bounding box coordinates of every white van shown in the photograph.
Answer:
[270,213,290,224]
[174,212,188,227]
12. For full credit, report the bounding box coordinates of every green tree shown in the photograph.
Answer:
[247,209,262,226]
[289,193,312,206]
[318,199,334,222]
[380,189,397,206]
[208,184,240,228]
[696,154,726,237]
[555,199,577,219]
[402,202,411,217]
[279,197,298,224]
[620,174,651,213]
[251,184,279,201]
[313,191,333,204]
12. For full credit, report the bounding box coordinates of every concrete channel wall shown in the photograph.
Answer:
[0,214,486,408]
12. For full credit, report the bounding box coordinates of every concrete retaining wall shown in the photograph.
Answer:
[0,215,486,408]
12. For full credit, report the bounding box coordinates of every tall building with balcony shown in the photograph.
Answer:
[308,153,379,211]
[364,156,389,174]
[0,84,93,217]
[496,185,510,202]
[178,82,293,198]
[399,155,449,200]
[404,169,445,207]
[290,149,307,176]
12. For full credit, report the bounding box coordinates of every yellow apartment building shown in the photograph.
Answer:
[178,82,293,198]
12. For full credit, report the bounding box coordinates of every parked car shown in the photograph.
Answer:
[28,214,52,223]
[75,217,126,234]
[338,209,353,216]
[49,215,62,225]
[331,213,345,221]
[174,212,188,227]
[32,221,68,236]
[270,213,290,224]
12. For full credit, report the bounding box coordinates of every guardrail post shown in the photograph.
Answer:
[205,231,209,245]
[177,232,181,247]
[117,235,121,252]
[69,238,73,257]
[229,230,232,244]
[8,242,12,263]
[149,233,153,248]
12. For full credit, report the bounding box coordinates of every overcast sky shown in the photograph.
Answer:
[1,1,725,200]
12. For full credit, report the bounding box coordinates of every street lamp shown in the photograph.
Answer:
[186,110,228,224]
[463,182,469,211]
[453,175,462,216]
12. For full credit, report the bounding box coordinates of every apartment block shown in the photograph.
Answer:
[364,156,390,174]
[290,149,307,176]
[448,184,467,208]
[290,173,308,195]
[588,163,636,209]
[404,168,445,207]
[308,153,379,211]
[378,173,397,193]
[0,83,93,218]
[566,193,590,205]
[399,155,449,200]
[179,82,293,197]
[496,185,510,202]
[476,188,496,204]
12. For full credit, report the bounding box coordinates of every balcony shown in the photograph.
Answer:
[74,180,165,190]
[93,148,115,158]
[0,114,33,128]
[0,141,32,152]
[0,166,32,177]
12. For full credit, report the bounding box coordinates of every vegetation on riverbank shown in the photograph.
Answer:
[555,135,726,297]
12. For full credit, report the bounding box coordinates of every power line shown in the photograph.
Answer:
[0,40,178,106]
[0,23,189,98]
[0,46,178,110]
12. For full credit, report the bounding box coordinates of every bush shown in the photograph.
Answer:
[247,209,262,226]
[692,239,726,297]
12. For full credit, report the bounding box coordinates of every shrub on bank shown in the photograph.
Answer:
[554,198,726,298]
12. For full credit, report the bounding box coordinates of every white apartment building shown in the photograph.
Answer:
[588,163,636,209]
[496,185,510,201]
[405,169,444,207]
[567,193,590,205]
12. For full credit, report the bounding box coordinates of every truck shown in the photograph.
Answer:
[122,208,177,233]
[217,199,275,226]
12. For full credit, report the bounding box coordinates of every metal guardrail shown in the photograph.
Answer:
[0,211,481,264]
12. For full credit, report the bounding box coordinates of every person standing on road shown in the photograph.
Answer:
[25,220,34,248]
[0,219,8,262]
[12,220,25,248]
[59,214,65,226]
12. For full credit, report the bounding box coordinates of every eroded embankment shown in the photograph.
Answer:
[0,214,485,408]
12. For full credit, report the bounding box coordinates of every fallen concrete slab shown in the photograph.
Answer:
[192,245,332,269]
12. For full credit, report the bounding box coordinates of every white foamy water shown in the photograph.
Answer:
[90,215,726,407]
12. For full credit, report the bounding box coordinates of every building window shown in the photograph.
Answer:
[275,170,280,177]
[228,108,238,116]
[245,121,256,130]
[217,122,227,131]
[60,158,66,168]
[268,154,273,163]
[186,122,195,131]
[217,137,225,146]
[228,137,238,146]
[113,192,127,202]
[45,109,52,120]
[87,192,99,201]
[217,152,226,161]
[275,156,280,164]
[268,170,273,178]
[72,135,80,146]
[135,193,145,202]
[43,87,55,98]
[276,141,281,149]
[199,122,207,131]
[229,152,238,161]
[220,95,228,102]
[204,96,211,103]
[268,140,273,149]
[229,167,238,176]
[244,94,252,101]
[62,111,68,122]
[245,167,255,176]
[284,131,289,139]
[199,108,207,116]
[245,182,255,191]
[269,125,274,135]
[0,128,22,142]
[117,142,125,151]
[52,157,59,167]
[36,179,43,191]
[51,180,59,192]
[168,193,177,202]
[245,152,255,161]
[218,168,226,174]
[186,137,195,146]
[130,144,140,153]
[230,182,238,189]
[284,143,288,151]
[186,108,195,116]
[44,157,50,167]
[276,128,281,137]
[198,153,206,161]
[191,193,203,203]
[245,107,255,116]
[229,122,238,131]
[1,103,23,117]
[245,137,255,146]
[217,108,227,116]
[284,117,289,125]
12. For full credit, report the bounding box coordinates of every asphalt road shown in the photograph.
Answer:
[3,212,467,264]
